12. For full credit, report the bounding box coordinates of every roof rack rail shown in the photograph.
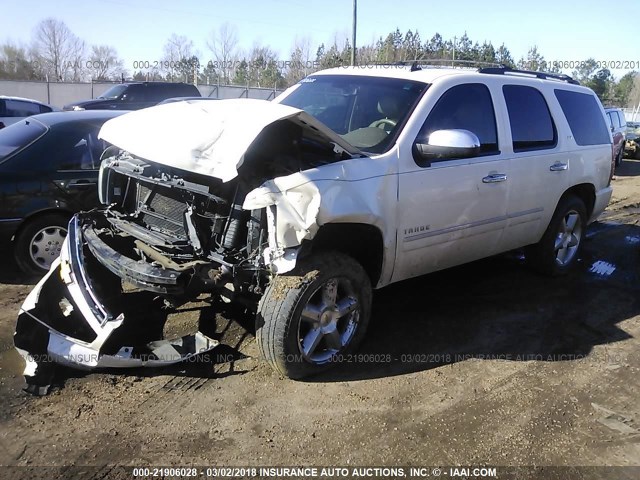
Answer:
[364,59,506,71]
[477,66,580,85]
[400,59,507,72]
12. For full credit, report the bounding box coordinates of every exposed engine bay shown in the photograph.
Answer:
[92,118,351,303]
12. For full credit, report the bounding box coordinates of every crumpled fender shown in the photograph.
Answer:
[243,177,322,245]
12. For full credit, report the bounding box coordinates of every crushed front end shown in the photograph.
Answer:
[14,151,270,393]
[14,100,357,393]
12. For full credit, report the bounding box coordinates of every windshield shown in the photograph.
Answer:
[98,84,128,99]
[279,74,427,154]
[0,119,47,163]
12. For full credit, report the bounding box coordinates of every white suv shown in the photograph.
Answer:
[15,65,613,390]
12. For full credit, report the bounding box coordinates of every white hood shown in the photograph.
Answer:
[98,98,360,182]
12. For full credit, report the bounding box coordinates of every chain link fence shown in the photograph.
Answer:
[0,79,283,108]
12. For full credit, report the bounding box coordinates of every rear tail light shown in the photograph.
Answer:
[609,143,615,185]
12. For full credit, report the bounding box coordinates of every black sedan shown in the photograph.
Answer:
[0,110,124,274]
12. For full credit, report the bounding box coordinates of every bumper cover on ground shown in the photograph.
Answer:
[14,215,219,394]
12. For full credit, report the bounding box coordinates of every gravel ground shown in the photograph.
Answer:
[1,160,640,479]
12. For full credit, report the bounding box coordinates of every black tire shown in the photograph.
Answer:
[525,195,587,276]
[14,213,69,275]
[615,146,623,167]
[256,251,372,379]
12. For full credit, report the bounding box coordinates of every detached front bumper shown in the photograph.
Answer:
[14,215,218,394]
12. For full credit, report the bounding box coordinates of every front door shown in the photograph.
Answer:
[393,83,509,282]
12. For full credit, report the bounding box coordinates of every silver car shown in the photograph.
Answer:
[0,96,58,129]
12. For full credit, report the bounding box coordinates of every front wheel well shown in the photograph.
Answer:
[303,223,384,287]
[11,209,73,245]
[14,207,72,229]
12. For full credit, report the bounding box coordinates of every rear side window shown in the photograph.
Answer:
[5,99,42,117]
[46,122,110,170]
[0,119,47,162]
[503,85,556,151]
[554,90,611,146]
[610,111,621,128]
[417,83,499,157]
[606,112,614,129]
[56,131,107,170]
[39,105,52,113]
[121,84,144,102]
[145,84,167,102]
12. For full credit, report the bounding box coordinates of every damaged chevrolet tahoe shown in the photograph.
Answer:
[15,66,614,392]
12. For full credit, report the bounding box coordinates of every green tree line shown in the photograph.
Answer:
[1,18,639,107]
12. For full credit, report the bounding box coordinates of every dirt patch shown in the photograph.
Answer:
[1,166,640,470]
[270,269,319,301]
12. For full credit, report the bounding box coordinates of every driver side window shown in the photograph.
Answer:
[416,83,499,162]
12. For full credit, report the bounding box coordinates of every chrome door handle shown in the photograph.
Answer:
[550,162,568,171]
[482,173,507,183]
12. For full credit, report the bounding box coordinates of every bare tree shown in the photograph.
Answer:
[0,41,40,80]
[286,36,312,85]
[247,43,283,88]
[32,18,85,81]
[69,39,86,81]
[88,45,125,81]
[206,22,238,84]
[162,33,195,81]
[629,75,640,109]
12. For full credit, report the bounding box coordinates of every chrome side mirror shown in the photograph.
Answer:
[414,129,481,161]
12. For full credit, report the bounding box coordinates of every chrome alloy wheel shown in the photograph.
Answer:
[297,277,360,364]
[29,225,67,270]
[554,209,582,267]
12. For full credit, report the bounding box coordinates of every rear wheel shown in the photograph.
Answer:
[14,214,69,275]
[525,195,586,276]
[256,251,371,379]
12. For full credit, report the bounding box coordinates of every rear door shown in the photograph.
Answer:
[498,83,569,251]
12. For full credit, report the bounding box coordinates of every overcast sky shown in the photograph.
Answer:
[1,0,636,78]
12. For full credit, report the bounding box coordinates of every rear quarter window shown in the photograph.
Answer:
[554,90,611,146]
